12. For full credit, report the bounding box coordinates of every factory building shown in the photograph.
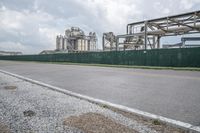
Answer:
[56,27,97,52]
[0,51,22,56]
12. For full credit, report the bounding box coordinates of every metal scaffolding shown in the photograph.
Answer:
[115,10,200,51]
[102,32,117,51]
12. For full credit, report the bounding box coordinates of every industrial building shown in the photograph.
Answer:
[0,51,22,56]
[163,37,200,48]
[56,27,97,52]
[103,10,200,51]
[41,11,200,54]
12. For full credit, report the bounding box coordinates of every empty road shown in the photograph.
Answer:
[0,60,200,126]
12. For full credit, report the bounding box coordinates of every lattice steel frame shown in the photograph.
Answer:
[116,10,200,50]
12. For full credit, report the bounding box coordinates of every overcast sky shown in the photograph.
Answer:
[0,0,200,54]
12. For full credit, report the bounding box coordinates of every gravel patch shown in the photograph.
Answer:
[0,72,186,133]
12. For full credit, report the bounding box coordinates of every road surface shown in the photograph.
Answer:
[0,60,200,126]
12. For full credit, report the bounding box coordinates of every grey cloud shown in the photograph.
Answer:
[0,0,200,54]
[0,0,35,11]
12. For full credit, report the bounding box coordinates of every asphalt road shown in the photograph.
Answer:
[0,60,200,126]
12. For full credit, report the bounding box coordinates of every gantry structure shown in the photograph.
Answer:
[114,10,200,50]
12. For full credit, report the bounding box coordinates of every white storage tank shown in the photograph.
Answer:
[89,40,94,51]
[60,36,64,50]
[77,39,82,51]
[81,39,84,51]
[85,40,88,51]
[63,37,68,50]
[56,36,60,50]
[56,35,63,50]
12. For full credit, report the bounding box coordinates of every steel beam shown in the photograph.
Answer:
[144,21,148,50]
[128,10,200,26]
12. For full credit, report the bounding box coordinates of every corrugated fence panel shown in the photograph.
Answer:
[0,47,200,67]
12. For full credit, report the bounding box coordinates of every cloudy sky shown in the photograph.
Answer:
[0,0,200,54]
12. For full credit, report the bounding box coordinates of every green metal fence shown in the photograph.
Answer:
[0,47,200,67]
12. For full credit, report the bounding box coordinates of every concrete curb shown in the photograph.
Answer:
[0,69,199,133]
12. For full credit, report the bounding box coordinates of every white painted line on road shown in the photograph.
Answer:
[0,69,200,133]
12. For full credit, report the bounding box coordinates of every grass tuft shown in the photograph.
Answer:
[153,120,161,125]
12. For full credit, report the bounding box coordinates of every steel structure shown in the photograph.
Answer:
[102,32,117,51]
[116,10,200,50]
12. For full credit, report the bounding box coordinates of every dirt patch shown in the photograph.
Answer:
[0,122,11,133]
[63,112,138,133]
[4,86,17,90]
[108,107,185,133]
[23,110,36,117]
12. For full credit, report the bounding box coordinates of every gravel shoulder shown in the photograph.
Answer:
[0,72,186,133]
